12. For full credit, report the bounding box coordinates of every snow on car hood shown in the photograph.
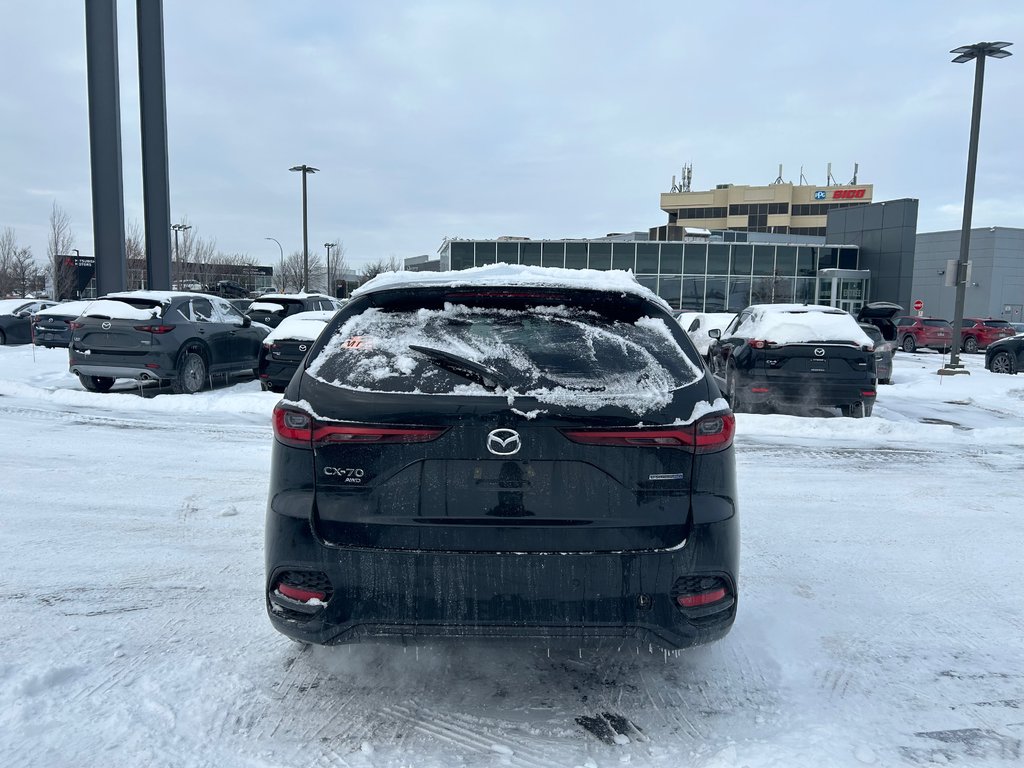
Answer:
[737,305,873,346]
[262,311,335,344]
[353,263,671,310]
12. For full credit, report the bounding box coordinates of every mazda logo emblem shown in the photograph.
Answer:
[814,347,825,357]
[298,344,307,351]
[101,321,111,330]
[486,428,521,456]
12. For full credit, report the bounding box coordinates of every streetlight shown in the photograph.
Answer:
[324,242,336,295]
[289,164,319,289]
[940,41,1012,376]
[171,223,192,287]
[265,236,284,291]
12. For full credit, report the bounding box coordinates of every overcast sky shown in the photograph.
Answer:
[1,1,1022,270]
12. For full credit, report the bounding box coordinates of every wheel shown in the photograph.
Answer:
[879,377,891,385]
[78,374,115,393]
[963,336,979,354]
[841,401,873,418]
[171,349,208,394]
[725,368,746,413]
[901,335,917,353]
[260,380,284,393]
[990,351,1016,375]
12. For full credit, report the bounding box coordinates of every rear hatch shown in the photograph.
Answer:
[758,342,873,379]
[248,298,305,328]
[72,298,166,354]
[294,287,724,554]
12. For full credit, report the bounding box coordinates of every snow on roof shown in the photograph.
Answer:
[738,304,873,346]
[249,301,287,314]
[34,300,96,318]
[256,292,328,301]
[104,289,223,304]
[353,263,670,309]
[263,310,336,344]
[81,299,161,321]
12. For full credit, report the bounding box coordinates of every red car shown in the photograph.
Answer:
[960,318,1016,353]
[894,316,953,353]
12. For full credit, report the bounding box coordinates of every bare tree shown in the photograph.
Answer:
[12,246,39,297]
[0,227,19,297]
[279,250,325,293]
[358,255,402,285]
[126,220,147,289]
[47,202,76,299]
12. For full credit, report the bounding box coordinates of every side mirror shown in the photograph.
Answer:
[708,328,721,340]
[241,315,252,328]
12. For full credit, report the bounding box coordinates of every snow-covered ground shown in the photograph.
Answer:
[1,345,1022,768]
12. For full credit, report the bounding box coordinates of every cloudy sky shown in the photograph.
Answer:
[1,1,1022,270]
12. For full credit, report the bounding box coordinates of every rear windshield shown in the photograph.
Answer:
[924,319,952,328]
[984,320,1010,327]
[251,299,306,315]
[307,302,701,412]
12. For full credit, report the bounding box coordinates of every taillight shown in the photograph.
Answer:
[273,404,313,448]
[861,390,876,398]
[68,321,84,330]
[561,413,735,454]
[272,404,448,448]
[311,424,448,445]
[749,339,776,349]
[133,324,176,334]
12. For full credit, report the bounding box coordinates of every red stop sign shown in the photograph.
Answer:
[913,299,924,311]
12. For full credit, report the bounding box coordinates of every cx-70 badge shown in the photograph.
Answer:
[486,428,521,456]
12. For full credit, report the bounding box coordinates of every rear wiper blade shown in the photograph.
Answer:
[409,344,510,391]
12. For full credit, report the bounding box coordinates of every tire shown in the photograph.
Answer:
[841,401,872,418]
[901,335,917,353]
[990,351,1016,375]
[878,377,891,385]
[963,336,979,354]
[171,349,208,394]
[78,374,115,393]
[260,380,284,394]
[725,368,746,413]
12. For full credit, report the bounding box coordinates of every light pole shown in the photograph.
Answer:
[171,223,192,287]
[265,236,284,291]
[940,41,1012,376]
[289,164,319,290]
[324,242,336,295]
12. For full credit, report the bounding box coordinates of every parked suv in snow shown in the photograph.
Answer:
[68,291,268,393]
[0,298,58,345]
[893,316,953,353]
[257,310,334,392]
[246,293,341,329]
[959,318,1015,353]
[708,304,876,416]
[265,265,738,650]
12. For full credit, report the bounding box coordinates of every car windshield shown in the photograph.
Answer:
[308,302,701,411]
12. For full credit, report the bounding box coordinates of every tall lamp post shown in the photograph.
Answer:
[171,223,192,286]
[265,236,284,291]
[324,242,336,295]
[289,164,319,290]
[940,41,1012,376]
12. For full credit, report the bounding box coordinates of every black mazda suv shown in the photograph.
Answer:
[265,267,739,650]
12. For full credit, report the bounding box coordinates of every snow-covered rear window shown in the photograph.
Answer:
[735,306,872,346]
[81,298,162,321]
[249,301,288,314]
[308,302,701,411]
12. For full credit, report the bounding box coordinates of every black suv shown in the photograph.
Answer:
[265,267,739,650]
[68,291,268,393]
[247,293,339,329]
[709,304,876,416]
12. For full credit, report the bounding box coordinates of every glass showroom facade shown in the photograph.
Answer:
[439,239,862,312]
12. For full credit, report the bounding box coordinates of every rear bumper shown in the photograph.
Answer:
[69,350,177,381]
[70,362,166,381]
[259,358,300,389]
[742,377,875,407]
[265,506,739,651]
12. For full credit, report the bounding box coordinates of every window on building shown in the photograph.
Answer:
[636,243,659,273]
[476,242,497,265]
[682,244,706,275]
[565,242,587,269]
[541,242,565,268]
[520,242,541,266]
[775,246,797,276]
[660,243,683,274]
[681,276,705,310]
[450,242,474,270]
[704,277,727,311]
[707,243,730,274]
[612,242,636,271]
[497,241,520,264]
[588,242,611,270]
[659,275,682,308]
[752,245,775,276]
[730,244,753,275]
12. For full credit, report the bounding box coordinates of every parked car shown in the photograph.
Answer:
[856,302,902,349]
[0,298,58,345]
[985,335,1024,375]
[68,291,268,393]
[31,300,96,348]
[212,280,249,298]
[265,265,738,650]
[892,316,953,353]
[1011,322,1024,335]
[228,298,253,314]
[959,317,1016,353]
[859,322,894,385]
[677,311,737,357]
[258,310,334,392]
[708,304,876,416]
[246,292,341,329]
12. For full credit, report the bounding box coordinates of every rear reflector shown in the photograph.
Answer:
[676,588,727,608]
[561,412,735,454]
[276,583,327,603]
[750,387,770,393]
[861,390,876,397]
[272,404,447,448]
